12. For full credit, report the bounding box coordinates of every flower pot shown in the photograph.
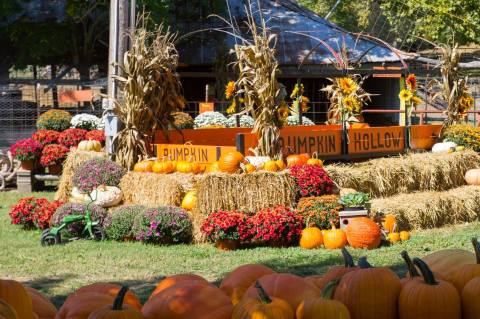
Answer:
[344,206,366,211]
[215,239,239,251]
[48,164,62,175]
[21,160,35,171]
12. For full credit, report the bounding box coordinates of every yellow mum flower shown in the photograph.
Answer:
[339,77,357,95]
[342,96,360,114]
[225,81,235,100]
[411,95,422,106]
[399,89,413,102]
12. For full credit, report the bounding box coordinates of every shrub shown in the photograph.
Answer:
[39,144,69,167]
[225,115,254,128]
[245,205,303,245]
[132,206,192,244]
[9,138,43,161]
[36,109,72,131]
[73,158,126,193]
[200,210,250,242]
[296,195,341,229]
[31,130,60,145]
[290,164,334,197]
[70,113,103,131]
[8,197,63,230]
[52,202,107,237]
[34,200,64,230]
[85,130,106,143]
[443,124,480,152]
[194,111,227,128]
[58,128,88,147]
[171,112,194,129]
[104,205,146,241]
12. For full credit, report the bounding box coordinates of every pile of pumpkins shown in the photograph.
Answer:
[133,157,204,174]
[2,241,480,319]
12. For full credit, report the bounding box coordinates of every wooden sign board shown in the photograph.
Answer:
[59,89,93,103]
[199,102,214,113]
[348,126,404,154]
[154,128,250,147]
[372,66,402,78]
[156,144,236,164]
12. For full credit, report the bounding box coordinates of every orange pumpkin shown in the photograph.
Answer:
[0,299,18,319]
[142,282,233,319]
[191,162,204,174]
[299,227,323,249]
[263,160,278,172]
[181,191,197,211]
[422,248,476,282]
[382,214,396,233]
[323,223,347,249]
[306,153,323,167]
[26,287,56,319]
[0,279,34,319]
[334,257,401,319]
[241,273,319,311]
[465,169,480,185]
[388,232,401,244]
[152,160,175,174]
[57,292,115,319]
[345,217,381,249]
[286,154,307,168]
[244,163,256,173]
[450,238,480,293]
[87,286,144,319]
[66,283,142,310]
[275,160,286,170]
[176,161,194,173]
[220,264,276,305]
[399,258,461,319]
[462,277,480,319]
[219,151,245,173]
[149,274,209,300]
[133,160,154,173]
[232,281,294,319]
[400,231,410,241]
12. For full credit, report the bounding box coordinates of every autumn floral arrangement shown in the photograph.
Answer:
[58,128,88,147]
[9,197,64,230]
[72,158,125,193]
[31,130,60,145]
[399,74,422,120]
[39,144,69,167]
[290,164,335,197]
[36,109,72,132]
[201,210,250,243]
[85,130,106,144]
[443,124,480,152]
[52,202,107,237]
[9,138,43,162]
[296,195,341,229]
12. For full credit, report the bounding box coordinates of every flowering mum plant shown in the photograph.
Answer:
[73,158,125,193]
[31,130,60,145]
[201,210,250,242]
[52,202,107,237]
[58,128,88,147]
[10,138,43,161]
[245,205,303,245]
[40,144,69,167]
[9,197,63,230]
[194,111,227,128]
[290,164,334,197]
[33,200,64,230]
[36,109,72,132]
[85,130,106,143]
[296,195,341,229]
[132,206,192,244]
[70,113,104,131]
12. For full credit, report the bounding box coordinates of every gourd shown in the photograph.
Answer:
[400,231,410,241]
[181,191,197,211]
[465,169,480,185]
[77,140,102,152]
[218,151,245,173]
[220,264,275,305]
[432,141,457,153]
[462,277,480,319]
[0,279,35,319]
[450,238,480,293]
[398,258,461,319]
[90,186,123,208]
[26,287,57,319]
[244,163,256,173]
[149,274,209,300]
[299,227,323,249]
[87,286,144,319]
[323,223,347,249]
[345,217,381,249]
[263,160,278,172]
[306,153,323,167]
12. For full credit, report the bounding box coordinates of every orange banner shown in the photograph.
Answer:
[156,144,236,164]
[348,126,404,154]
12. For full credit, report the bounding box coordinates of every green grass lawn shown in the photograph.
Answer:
[0,191,479,307]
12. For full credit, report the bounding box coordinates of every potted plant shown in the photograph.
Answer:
[9,138,43,170]
[200,210,249,250]
[339,192,371,210]
[39,144,69,174]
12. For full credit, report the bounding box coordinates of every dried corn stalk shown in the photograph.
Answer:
[113,13,186,169]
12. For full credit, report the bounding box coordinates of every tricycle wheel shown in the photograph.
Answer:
[92,225,106,241]
[41,230,61,246]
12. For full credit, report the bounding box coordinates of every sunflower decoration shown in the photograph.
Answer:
[458,93,474,116]
[399,74,422,119]
[225,81,235,100]
[399,89,413,102]
[289,83,311,122]
[339,77,358,95]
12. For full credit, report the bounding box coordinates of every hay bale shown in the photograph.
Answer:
[195,171,297,215]
[371,185,480,230]
[326,150,480,197]
[119,172,185,206]
[55,150,106,201]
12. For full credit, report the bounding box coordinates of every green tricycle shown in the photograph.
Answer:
[41,195,105,246]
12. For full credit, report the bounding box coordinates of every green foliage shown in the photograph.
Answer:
[339,192,370,208]
[36,109,72,132]
[443,124,480,152]
[105,205,146,241]
[296,195,342,229]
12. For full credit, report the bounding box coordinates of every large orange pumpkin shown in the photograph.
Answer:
[462,277,480,319]
[334,257,401,319]
[299,227,323,249]
[465,169,480,185]
[218,151,245,173]
[26,287,56,319]
[323,223,347,249]
[399,258,461,319]
[142,282,232,319]
[67,283,142,310]
[149,274,209,300]
[0,279,34,319]
[0,299,18,319]
[422,248,476,282]
[286,154,307,168]
[241,273,319,311]
[232,281,294,319]
[87,286,144,319]
[345,217,381,249]
[220,264,276,305]
[450,238,480,293]
[57,292,115,319]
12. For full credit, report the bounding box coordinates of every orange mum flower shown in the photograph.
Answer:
[406,74,417,91]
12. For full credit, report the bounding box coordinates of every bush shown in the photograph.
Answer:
[225,115,254,128]
[85,130,106,144]
[132,206,192,244]
[9,197,63,230]
[171,112,194,130]
[31,130,60,145]
[40,144,69,167]
[58,128,88,147]
[36,109,72,132]
[104,205,146,241]
[34,200,64,230]
[290,164,334,197]
[296,195,341,229]
[52,202,107,237]
[194,111,227,128]
[73,158,126,193]
[443,124,480,152]
[70,113,103,131]
[245,205,303,245]
[9,138,43,161]
[201,210,249,243]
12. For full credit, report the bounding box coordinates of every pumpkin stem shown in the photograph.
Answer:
[413,258,438,285]
[472,238,480,264]
[255,281,272,304]
[320,279,340,300]
[341,247,355,268]
[401,251,420,277]
[112,286,129,310]
[358,256,373,269]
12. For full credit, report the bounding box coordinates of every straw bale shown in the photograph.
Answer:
[195,171,297,215]
[371,185,480,230]
[55,150,107,201]
[326,150,480,197]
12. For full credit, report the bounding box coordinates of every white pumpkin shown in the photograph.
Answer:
[465,169,480,185]
[71,186,88,202]
[77,139,102,152]
[432,141,457,153]
[245,156,270,168]
[89,185,123,208]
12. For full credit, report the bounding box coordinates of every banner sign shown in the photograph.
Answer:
[155,144,236,164]
[348,127,404,154]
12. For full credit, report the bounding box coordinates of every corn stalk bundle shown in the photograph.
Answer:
[114,14,185,170]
